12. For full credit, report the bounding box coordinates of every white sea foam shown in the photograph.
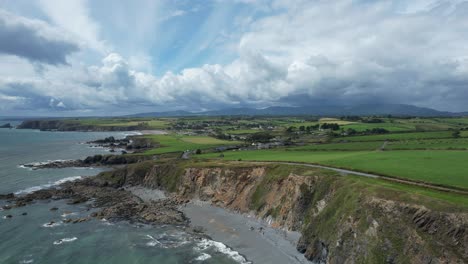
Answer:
[145,235,162,247]
[195,253,212,261]
[61,212,77,218]
[195,239,251,264]
[42,222,61,228]
[15,176,83,195]
[145,233,189,248]
[53,237,77,245]
[19,259,34,263]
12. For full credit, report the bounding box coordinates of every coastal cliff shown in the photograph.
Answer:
[17,120,149,131]
[99,161,468,263]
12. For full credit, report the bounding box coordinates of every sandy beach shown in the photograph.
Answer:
[128,186,308,264]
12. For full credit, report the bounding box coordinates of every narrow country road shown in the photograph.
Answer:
[253,161,468,195]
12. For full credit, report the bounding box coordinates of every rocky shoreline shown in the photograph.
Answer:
[3,144,468,263]
[0,177,189,227]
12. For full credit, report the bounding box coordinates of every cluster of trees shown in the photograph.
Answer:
[365,128,389,134]
[247,132,274,143]
[362,118,384,123]
[320,123,340,130]
[285,123,341,133]
[343,127,389,135]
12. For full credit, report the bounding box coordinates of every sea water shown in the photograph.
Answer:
[0,127,246,264]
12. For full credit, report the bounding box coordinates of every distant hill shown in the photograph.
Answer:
[128,104,456,117]
[125,110,193,117]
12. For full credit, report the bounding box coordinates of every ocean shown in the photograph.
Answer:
[0,126,247,264]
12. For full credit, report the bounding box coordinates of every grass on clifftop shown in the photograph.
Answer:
[198,149,468,190]
[182,161,468,211]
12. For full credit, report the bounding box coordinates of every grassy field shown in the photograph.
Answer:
[340,122,416,132]
[292,141,382,151]
[199,149,468,189]
[143,134,239,155]
[387,138,468,150]
[333,131,458,142]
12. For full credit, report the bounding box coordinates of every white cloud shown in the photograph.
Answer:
[2,0,468,114]
[38,0,108,53]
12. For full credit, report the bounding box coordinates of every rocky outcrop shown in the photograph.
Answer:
[0,123,12,128]
[22,154,153,170]
[3,176,188,226]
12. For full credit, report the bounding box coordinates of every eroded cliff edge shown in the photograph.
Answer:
[97,161,468,263]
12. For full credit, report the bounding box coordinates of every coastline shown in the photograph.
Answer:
[129,186,308,264]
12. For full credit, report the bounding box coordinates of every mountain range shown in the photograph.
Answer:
[127,104,465,117]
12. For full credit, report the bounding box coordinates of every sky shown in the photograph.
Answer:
[0,0,468,116]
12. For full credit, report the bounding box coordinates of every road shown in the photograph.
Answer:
[253,161,468,195]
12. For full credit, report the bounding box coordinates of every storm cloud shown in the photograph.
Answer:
[0,10,79,65]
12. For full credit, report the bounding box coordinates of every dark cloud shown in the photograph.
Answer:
[0,10,79,65]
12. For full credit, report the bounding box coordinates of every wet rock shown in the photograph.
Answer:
[304,239,328,264]
[5,214,12,219]
[0,193,15,200]
[67,196,88,205]
[72,218,89,224]
[22,212,27,216]
[50,207,59,211]
[2,205,12,210]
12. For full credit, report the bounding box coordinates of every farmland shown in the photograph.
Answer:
[142,134,240,155]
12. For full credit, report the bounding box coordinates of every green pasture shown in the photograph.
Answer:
[143,134,239,155]
[199,149,468,189]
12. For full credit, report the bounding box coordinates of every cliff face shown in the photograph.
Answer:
[104,162,468,263]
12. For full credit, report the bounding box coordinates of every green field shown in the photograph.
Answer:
[143,134,239,155]
[292,141,382,151]
[333,131,458,142]
[199,149,468,189]
[340,122,415,132]
[387,138,468,150]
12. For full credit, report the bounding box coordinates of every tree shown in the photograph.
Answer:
[286,126,296,133]
[321,123,340,131]
[452,130,461,138]
[195,149,202,155]
[248,132,274,143]
[299,125,305,132]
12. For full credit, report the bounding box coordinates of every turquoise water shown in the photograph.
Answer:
[0,128,245,264]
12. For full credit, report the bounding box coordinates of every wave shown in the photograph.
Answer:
[195,253,212,261]
[145,232,190,249]
[19,259,34,264]
[53,237,78,245]
[42,222,62,228]
[15,176,83,195]
[195,239,251,264]
[145,235,163,247]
